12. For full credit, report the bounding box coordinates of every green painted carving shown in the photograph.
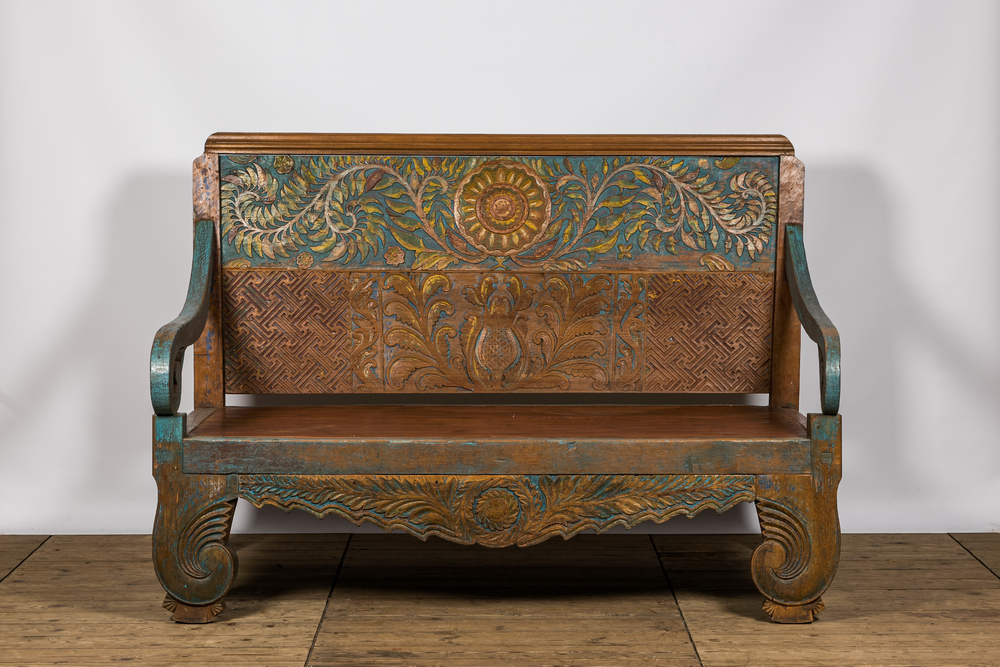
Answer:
[784,225,841,415]
[219,156,778,272]
[238,473,756,548]
[150,220,215,416]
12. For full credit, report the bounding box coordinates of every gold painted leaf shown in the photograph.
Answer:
[391,227,428,252]
[584,233,620,257]
[714,157,741,169]
[413,252,459,271]
[385,198,415,215]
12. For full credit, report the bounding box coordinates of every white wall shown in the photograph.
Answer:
[0,1,997,535]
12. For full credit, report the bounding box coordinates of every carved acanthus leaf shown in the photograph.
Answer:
[238,474,755,548]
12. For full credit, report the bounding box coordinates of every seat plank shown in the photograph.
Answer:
[183,405,810,475]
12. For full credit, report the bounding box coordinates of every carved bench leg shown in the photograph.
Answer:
[152,415,238,623]
[752,414,841,623]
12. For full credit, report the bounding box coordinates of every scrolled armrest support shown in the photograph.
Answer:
[785,224,841,415]
[150,220,216,416]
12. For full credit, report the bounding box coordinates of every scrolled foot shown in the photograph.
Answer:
[153,415,239,617]
[163,595,227,623]
[762,597,825,624]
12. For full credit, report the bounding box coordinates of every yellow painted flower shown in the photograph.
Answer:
[454,161,551,256]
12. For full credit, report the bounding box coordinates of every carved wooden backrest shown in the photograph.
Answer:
[192,135,801,401]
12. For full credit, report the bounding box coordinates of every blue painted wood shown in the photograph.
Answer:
[181,436,813,476]
[784,224,841,415]
[152,414,238,609]
[218,155,779,273]
[150,220,216,416]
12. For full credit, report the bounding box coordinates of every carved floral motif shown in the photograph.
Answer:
[381,272,612,391]
[220,155,777,271]
[238,474,756,547]
[455,161,551,255]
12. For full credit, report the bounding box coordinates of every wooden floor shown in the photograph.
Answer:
[1,532,998,666]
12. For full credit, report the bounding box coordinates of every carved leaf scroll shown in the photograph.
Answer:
[238,474,756,548]
[381,273,614,392]
[220,155,777,271]
[178,499,236,580]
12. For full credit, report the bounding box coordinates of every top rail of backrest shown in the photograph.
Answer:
[205,133,794,156]
[200,134,798,396]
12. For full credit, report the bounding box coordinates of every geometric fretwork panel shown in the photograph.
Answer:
[643,273,774,392]
[223,270,351,393]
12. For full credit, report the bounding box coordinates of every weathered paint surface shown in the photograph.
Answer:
[218,155,779,272]
[149,136,843,623]
[150,220,215,415]
[152,414,238,611]
[784,224,841,415]
[182,437,812,476]
[237,473,756,548]
[751,413,842,623]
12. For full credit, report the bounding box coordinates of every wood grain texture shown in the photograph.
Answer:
[0,534,345,666]
[183,406,811,475]
[657,534,1000,667]
[193,153,225,409]
[768,155,803,409]
[7,534,994,665]
[0,535,48,581]
[307,534,702,667]
[186,404,807,441]
[207,132,794,155]
[952,533,1000,577]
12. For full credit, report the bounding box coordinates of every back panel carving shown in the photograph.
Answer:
[217,152,779,394]
[644,273,774,392]
[223,270,351,393]
[221,269,774,394]
[380,272,615,392]
[218,155,778,273]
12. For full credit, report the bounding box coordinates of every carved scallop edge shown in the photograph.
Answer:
[237,474,755,547]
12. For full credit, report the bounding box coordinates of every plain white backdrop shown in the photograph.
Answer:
[0,1,997,535]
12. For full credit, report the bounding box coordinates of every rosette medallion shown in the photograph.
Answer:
[454,161,551,255]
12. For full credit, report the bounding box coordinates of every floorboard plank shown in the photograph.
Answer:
[0,534,345,667]
[663,533,1000,667]
[952,532,1000,577]
[307,534,700,667]
[0,535,48,580]
[3,532,1000,665]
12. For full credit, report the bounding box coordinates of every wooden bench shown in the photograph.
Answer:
[150,134,842,625]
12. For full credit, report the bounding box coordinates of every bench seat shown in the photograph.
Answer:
[183,405,810,475]
[151,133,843,626]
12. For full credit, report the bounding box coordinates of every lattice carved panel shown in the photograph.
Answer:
[223,270,351,393]
[220,269,775,394]
[643,273,774,392]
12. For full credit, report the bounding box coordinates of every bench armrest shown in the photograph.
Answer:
[785,224,841,415]
[150,220,216,416]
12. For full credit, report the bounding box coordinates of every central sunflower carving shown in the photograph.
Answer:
[454,161,551,256]
[473,487,521,531]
